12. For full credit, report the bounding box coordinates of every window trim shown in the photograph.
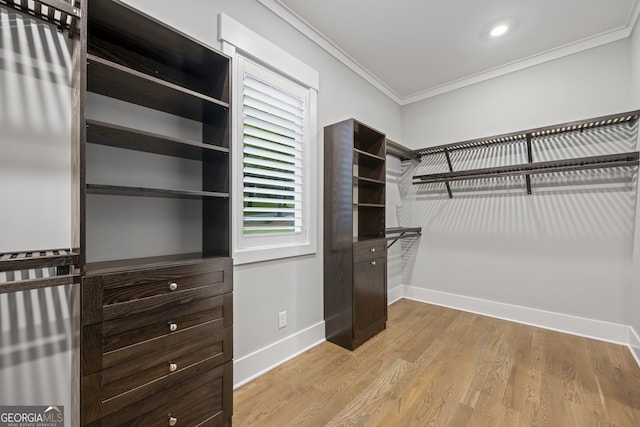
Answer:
[219,13,318,265]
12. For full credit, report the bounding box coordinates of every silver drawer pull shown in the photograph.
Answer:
[370,248,376,252]
[169,363,178,373]
[169,322,178,332]
[169,416,177,426]
[169,282,178,291]
[370,261,376,266]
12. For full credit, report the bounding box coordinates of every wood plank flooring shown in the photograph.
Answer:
[233,299,640,426]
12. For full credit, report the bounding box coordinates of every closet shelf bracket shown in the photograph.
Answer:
[386,227,422,248]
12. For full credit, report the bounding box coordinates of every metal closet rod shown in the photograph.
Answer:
[410,110,640,196]
[412,152,640,185]
[413,109,640,157]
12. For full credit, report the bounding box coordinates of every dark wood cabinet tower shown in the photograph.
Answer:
[75,1,233,425]
[323,119,387,351]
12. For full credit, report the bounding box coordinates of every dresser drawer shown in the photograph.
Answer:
[353,239,386,263]
[83,359,232,426]
[101,326,231,400]
[82,257,232,326]
[82,292,231,370]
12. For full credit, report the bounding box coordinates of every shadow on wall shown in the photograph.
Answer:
[0,284,73,406]
[0,7,73,253]
[0,8,72,132]
[402,121,639,243]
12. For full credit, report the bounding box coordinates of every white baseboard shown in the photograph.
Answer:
[233,321,325,389]
[401,285,631,346]
[233,289,640,389]
[630,327,640,368]
[388,285,404,305]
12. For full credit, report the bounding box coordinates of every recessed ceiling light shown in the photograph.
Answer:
[490,24,509,37]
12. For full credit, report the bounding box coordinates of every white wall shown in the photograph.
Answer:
[630,22,640,360]
[0,9,72,252]
[400,40,636,333]
[0,9,75,425]
[632,22,640,108]
[386,155,402,300]
[121,0,402,385]
[403,40,631,148]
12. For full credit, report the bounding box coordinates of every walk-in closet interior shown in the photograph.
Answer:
[2,0,640,425]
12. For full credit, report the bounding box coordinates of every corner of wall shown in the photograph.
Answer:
[629,326,640,368]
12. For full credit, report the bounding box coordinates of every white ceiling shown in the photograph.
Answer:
[264,0,640,105]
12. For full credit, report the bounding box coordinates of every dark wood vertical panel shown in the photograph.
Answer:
[222,361,233,425]
[80,323,102,376]
[70,0,86,268]
[81,275,103,326]
[81,373,103,425]
[71,3,87,424]
[323,120,355,349]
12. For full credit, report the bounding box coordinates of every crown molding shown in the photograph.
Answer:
[401,25,633,105]
[256,0,402,104]
[261,0,640,107]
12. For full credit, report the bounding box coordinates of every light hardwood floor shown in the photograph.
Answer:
[233,299,640,426]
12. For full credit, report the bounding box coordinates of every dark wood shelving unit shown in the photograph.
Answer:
[86,184,229,200]
[412,110,640,197]
[82,0,231,263]
[0,249,80,293]
[76,1,233,425]
[324,119,387,351]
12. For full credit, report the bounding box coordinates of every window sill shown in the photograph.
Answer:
[233,242,316,265]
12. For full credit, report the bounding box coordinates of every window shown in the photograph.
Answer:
[219,13,318,264]
[241,63,304,237]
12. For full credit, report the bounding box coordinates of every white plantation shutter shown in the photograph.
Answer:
[222,30,318,264]
[242,73,305,235]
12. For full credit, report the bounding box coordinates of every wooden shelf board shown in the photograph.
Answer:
[87,54,229,122]
[353,176,385,186]
[86,119,228,160]
[386,140,419,160]
[84,253,226,275]
[86,184,229,199]
[353,203,385,208]
[353,148,385,162]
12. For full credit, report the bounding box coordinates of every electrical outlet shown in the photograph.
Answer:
[278,311,287,329]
